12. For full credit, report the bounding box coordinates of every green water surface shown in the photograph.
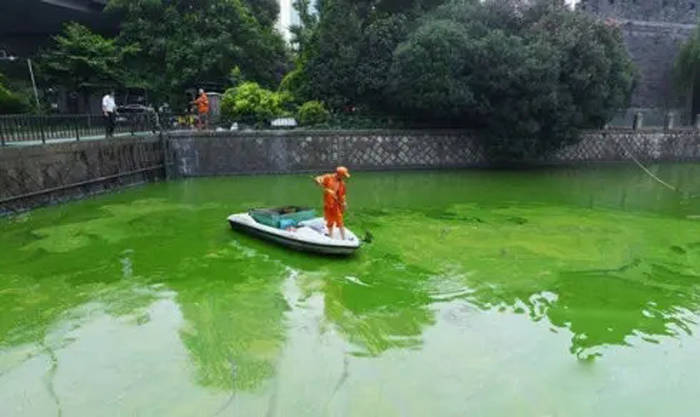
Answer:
[1,164,699,416]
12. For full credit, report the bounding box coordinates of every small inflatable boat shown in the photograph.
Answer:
[227,207,361,255]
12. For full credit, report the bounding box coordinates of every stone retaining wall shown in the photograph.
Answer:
[167,129,700,176]
[552,128,700,163]
[166,130,487,176]
[0,136,165,214]
[2,129,698,214]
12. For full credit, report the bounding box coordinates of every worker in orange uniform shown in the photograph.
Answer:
[314,166,351,240]
[193,88,209,130]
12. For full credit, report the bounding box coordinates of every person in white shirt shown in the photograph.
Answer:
[102,91,117,138]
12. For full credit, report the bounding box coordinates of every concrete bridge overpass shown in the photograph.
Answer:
[0,0,117,57]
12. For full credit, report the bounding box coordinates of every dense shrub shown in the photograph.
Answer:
[297,101,330,126]
[0,74,27,115]
[107,0,289,101]
[221,82,291,125]
[0,86,26,114]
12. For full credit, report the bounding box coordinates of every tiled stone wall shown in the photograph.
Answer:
[167,129,700,176]
[2,129,697,214]
[0,136,165,214]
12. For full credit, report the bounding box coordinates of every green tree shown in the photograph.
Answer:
[301,0,363,109]
[389,19,475,121]
[38,23,127,92]
[290,0,319,53]
[281,0,321,103]
[288,0,449,111]
[292,0,635,157]
[356,14,409,110]
[242,0,280,27]
[389,0,637,158]
[107,0,289,105]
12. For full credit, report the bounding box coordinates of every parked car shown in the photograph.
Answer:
[116,104,159,134]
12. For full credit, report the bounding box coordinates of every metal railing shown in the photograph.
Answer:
[0,113,159,146]
[3,109,697,146]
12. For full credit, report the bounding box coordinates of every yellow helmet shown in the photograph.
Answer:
[336,166,350,178]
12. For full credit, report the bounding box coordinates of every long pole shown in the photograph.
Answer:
[27,58,40,110]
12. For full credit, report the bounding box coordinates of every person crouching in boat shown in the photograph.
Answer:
[314,166,351,240]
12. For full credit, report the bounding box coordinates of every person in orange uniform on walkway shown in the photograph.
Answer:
[193,89,209,130]
[314,166,351,240]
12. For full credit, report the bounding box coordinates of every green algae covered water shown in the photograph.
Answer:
[1,164,699,417]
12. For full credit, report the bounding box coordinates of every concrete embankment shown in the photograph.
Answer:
[2,128,699,213]
[0,135,165,214]
[166,128,700,176]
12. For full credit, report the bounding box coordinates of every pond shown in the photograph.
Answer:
[1,164,699,416]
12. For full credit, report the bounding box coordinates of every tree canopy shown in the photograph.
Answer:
[390,0,637,156]
[34,0,289,112]
[38,22,128,91]
[286,0,450,108]
[36,0,285,107]
[32,0,638,158]
[290,0,637,158]
[242,0,281,27]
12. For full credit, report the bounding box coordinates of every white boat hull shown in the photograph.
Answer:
[227,213,361,255]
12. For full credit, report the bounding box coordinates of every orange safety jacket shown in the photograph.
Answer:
[195,93,209,114]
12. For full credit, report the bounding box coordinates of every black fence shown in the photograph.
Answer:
[3,109,697,146]
[0,113,159,146]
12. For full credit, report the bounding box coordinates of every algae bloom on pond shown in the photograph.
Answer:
[1,164,699,416]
